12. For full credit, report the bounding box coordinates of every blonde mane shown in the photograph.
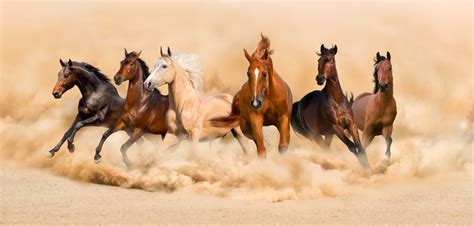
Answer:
[173,53,204,91]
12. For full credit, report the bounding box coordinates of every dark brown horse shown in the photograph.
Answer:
[93,49,169,166]
[352,52,397,165]
[49,59,130,158]
[211,34,293,158]
[291,45,370,169]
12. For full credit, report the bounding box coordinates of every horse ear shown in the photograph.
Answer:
[160,46,164,57]
[376,52,382,61]
[244,49,252,63]
[386,51,391,60]
[60,59,65,67]
[167,47,172,57]
[332,45,337,54]
[68,59,73,66]
[262,49,269,60]
[320,44,327,55]
[137,50,142,58]
[124,48,128,56]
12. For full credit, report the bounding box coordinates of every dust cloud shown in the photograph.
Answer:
[0,1,472,201]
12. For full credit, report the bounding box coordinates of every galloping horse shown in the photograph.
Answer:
[93,50,169,166]
[49,59,126,158]
[211,34,293,158]
[291,45,370,169]
[352,52,397,164]
[143,47,248,152]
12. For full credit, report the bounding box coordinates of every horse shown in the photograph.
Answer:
[93,49,169,166]
[143,47,249,153]
[351,52,397,165]
[48,59,127,158]
[290,45,370,169]
[210,34,293,158]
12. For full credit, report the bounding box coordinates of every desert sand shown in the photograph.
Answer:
[1,1,472,224]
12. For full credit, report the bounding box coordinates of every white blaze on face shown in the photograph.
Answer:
[254,68,259,98]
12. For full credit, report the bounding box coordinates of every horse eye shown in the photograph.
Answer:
[263,71,268,78]
[130,63,135,66]
[163,64,168,69]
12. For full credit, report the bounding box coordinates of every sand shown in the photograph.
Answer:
[0,1,472,224]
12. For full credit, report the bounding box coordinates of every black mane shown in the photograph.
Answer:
[372,56,387,94]
[75,62,112,83]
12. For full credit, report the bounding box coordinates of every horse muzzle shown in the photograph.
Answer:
[143,80,155,92]
[316,74,326,85]
[52,90,63,99]
[114,75,123,85]
[379,83,388,92]
[251,99,262,109]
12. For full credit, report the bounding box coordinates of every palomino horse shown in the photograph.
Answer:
[352,52,397,164]
[93,50,169,166]
[49,59,127,158]
[143,47,249,152]
[291,45,370,169]
[211,34,293,158]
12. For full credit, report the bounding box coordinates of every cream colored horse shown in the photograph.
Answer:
[144,47,249,152]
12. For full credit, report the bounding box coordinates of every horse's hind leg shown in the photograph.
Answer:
[382,126,393,164]
[231,127,249,154]
[348,124,371,170]
[48,115,80,157]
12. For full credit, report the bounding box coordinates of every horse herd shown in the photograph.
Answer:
[49,34,396,171]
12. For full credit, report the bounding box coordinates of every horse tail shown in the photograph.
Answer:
[210,94,240,128]
[290,101,311,138]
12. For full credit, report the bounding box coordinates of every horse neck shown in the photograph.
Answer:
[323,69,345,103]
[125,65,147,107]
[75,70,103,97]
[168,65,200,111]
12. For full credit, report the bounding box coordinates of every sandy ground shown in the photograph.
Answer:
[1,164,472,224]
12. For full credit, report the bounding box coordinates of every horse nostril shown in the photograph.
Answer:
[251,100,262,109]
[52,91,60,98]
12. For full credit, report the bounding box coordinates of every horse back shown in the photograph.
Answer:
[297,90,333,135]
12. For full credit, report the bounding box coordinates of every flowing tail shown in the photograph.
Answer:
[290,101,312,139]
[210,94,241,128]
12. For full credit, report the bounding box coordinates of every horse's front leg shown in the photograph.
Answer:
[249,116,265,158]
[277,115,290,154]
[67,107,108,144]
[382,125,393,164]
[333,124,371,170]
[118,129,144,167]
[48,114,80,157]
[94,119,127,163]
[230,127,249,154]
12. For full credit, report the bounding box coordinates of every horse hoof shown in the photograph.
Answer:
[47,151,55,158]
[67,143,75,153]
[94,155,102,164]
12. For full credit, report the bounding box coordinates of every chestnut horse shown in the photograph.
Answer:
[352,52,397,164]
[93,50,169,166]
[291,45,370,169]
[211,34,293,158]
[48,59,128,158]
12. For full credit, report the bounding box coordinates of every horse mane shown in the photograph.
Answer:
[255,34,274,59]
[173,53,204,91]
[373,55,387,94]
[75,62,112,83]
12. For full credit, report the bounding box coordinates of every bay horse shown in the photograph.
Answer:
[48,59,127,158]
[143,47,249,152]
[290,45,370,169]
[93,49,169,166]
[351,52,397,164]
[210,34,293,158]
